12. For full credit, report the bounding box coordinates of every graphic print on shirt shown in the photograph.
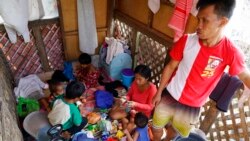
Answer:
[201,56,223,77]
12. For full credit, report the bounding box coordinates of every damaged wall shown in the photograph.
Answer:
[0,49,23,141]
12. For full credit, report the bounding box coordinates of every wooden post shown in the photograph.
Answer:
[131,29,138,69]
[147,10,154,28]
[32,26,51,71]
[199,100,220,134]
[107,0,115,36]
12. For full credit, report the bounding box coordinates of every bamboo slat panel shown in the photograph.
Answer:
[114,19,171,86]
[200,89,250,141]
[0,30,42,80]
[114,20,134,48]
[0,23,64,81]
[41,23,64,71]
[136,33,170,85]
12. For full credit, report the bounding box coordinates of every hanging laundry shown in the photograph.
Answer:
[77,0,98,55]
[168,0,194,42]
[0,0,30,43]
[105,37,125,65]
[169,0,198,16]
[28,0,45,21]
[148,0,160,14]
[190,0,199,16]
[41,0,59,19]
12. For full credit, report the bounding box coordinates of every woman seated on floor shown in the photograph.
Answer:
[109,64,157,131]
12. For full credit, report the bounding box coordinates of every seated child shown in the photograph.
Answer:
[124,112,150,141]
[75,53,100,89]
[39,70,69,112]
[109,65,157,130]
[48,81,88,137]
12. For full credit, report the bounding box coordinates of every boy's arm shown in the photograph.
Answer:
[72,106,83,126]
[123,129,139,141]
[39,98,51,112]
[238,69,250,89]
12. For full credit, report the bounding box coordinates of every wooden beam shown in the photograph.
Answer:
[114,10,173,47]
[28,18,59,27]
[0,18,59,32]
[161,0,174,7]
[63,27,108,36]
[107,0,115,36]
[32,26,51,71]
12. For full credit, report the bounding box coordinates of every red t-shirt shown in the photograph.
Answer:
[126,81,157,117]
[167,33,246,107]
[76,67,100,89]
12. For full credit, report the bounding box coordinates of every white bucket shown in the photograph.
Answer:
[23,111,51,139]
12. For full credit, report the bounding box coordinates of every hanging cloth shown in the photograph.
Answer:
[168,0,193,42]
[0,0,30,43]
[77,0,98,55]
[148,0,160,14]
[28,0,45,21]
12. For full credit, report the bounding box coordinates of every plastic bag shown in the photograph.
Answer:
[17,97,40,117]
[95,90,114,109]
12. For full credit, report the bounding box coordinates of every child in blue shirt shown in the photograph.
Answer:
[124,112,150,141]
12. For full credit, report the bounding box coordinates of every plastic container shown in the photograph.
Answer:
[23,111,51,140]
[121,68,134,88]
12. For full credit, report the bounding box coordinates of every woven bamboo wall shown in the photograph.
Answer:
[200,89,250,141]
[114,20,171,85]
[136,33,169,85]
[114,18,250,141]
[0,21,64,81]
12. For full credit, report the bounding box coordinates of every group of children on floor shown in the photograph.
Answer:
[39,52,157,141]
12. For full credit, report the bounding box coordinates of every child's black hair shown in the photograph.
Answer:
[134,112,149,128]
[65,81,85,99]
[134,65,151,79]
[78,53,91,65]
[52,70,69,82]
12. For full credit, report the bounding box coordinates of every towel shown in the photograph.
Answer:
[148,0,160,14]
[209,73,243,112]
[168,0,193,42]
[77,0,98,55]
